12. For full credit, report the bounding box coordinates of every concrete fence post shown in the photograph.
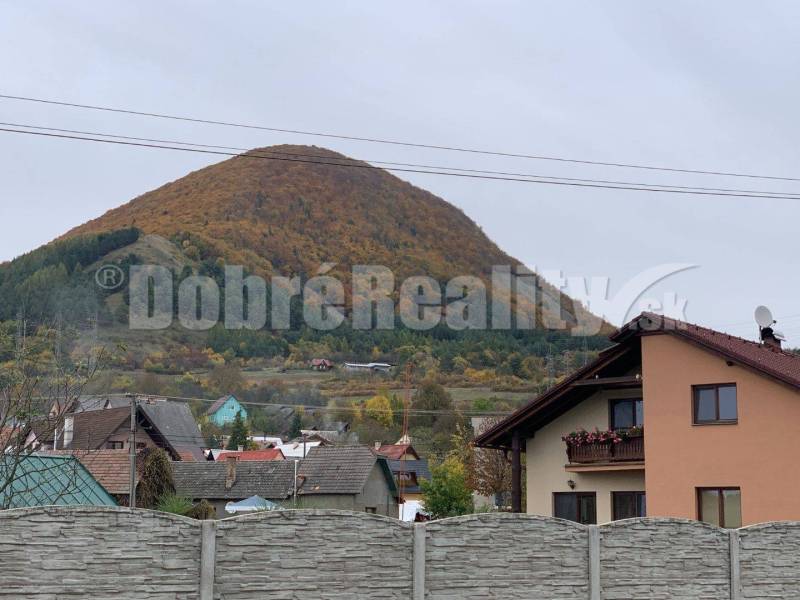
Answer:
[413,523,426,600]
[199,520,217,600]
[588,525,600,600]
[729,529,741,600]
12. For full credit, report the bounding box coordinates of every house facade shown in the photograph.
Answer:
[206,394,247,426]
[52,399,206,461]
[476,312,800,528]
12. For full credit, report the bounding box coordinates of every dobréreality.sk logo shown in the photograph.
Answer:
[105,263,695,334]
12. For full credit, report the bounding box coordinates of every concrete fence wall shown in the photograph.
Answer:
[2,508,800,600]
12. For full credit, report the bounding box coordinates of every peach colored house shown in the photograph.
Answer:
[476,312,800,527]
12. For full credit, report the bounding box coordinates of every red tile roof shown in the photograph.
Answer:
[42,449,137,496]
[614,313,800,389]
[206,395,230,415]
[475,312,800,448]
[376,444,419,460]
[215,448,285,461]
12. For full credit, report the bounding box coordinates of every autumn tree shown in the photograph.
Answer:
[0,323,106,510]
[364,393,393,427]
[207,363,245,396]
[420,457,474,519]
[472,417,512,505]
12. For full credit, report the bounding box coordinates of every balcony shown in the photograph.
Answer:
[564,433,644,472]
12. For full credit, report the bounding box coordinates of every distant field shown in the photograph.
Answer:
[243,368,335,385]
[329,386,531,409]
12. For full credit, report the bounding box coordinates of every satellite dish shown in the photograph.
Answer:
[755,305,775,329]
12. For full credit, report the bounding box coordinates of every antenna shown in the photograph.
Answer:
[755,305,775,329]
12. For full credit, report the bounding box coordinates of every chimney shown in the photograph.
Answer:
[225,455,237,490]
[761,326,783,350]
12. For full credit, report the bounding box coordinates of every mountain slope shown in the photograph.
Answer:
[59,144,595,325]
[67,146,522,280]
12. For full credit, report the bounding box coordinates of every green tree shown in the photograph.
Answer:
[420,457,474,519]
[226,411,251,450]
[411,381,453,429]
[288,411,303,439]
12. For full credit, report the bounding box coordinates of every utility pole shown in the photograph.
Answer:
[293,459,299,508]
[128,394,137,509]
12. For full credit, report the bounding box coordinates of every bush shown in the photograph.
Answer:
[186,499,216,520]
[156,493,193,516]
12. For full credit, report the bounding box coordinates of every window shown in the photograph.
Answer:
[612,491,646,520]
[364,506,377,514]
[697,488,741,528]
[553,492,596,524]
[610,398,643,430]
[106,441,124,449]
[693,384,737,424]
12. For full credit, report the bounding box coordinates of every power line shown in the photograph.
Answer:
[2,92,798,182]
[77,392,516,418]
[4,126,800,201]
[5,121,800,198]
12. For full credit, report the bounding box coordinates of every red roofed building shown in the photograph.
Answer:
[214,448,285,461]
[476,312,800,527]
[376,440,419,461]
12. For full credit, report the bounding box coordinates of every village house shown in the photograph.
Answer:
[476,312,800,528]
[37,398,206,461]
[376,437,430,520]
[310,358,334,371]
[211,448,285,461]
[40,449,139,505]
[173,445,399,517]
[205,394,247,427]
[0,454,117,508]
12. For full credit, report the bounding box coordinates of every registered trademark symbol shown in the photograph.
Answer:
[95,264,125,290]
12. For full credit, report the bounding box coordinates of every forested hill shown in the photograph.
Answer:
[64,145,526,282]
[0,146,609,376]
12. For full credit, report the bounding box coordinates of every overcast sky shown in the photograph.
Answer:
[1,1,799,338]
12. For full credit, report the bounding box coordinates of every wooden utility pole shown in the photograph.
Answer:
[128,394,137,509]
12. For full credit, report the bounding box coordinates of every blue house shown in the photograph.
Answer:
[206,394,247,426]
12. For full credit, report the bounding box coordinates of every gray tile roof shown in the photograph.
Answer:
[172,460,297,500]
[298,445,396,497]
[387,458,431,494]
[173,445,399,501]
[138,401,206,461]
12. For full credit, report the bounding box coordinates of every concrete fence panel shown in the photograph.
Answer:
[424,513,590,599]
[739,522,800,599]
[5,508,800,599]
[0,506,202,600]
[600,518,731,600]
[213,509,412,600]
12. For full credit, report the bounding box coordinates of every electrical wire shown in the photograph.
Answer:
[4,126,800,200]
[4,121,800,198]
[2,92,799,182]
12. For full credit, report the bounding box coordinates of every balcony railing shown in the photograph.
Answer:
[565,435,644,464]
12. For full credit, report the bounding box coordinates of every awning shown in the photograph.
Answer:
[224,495,281,514]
